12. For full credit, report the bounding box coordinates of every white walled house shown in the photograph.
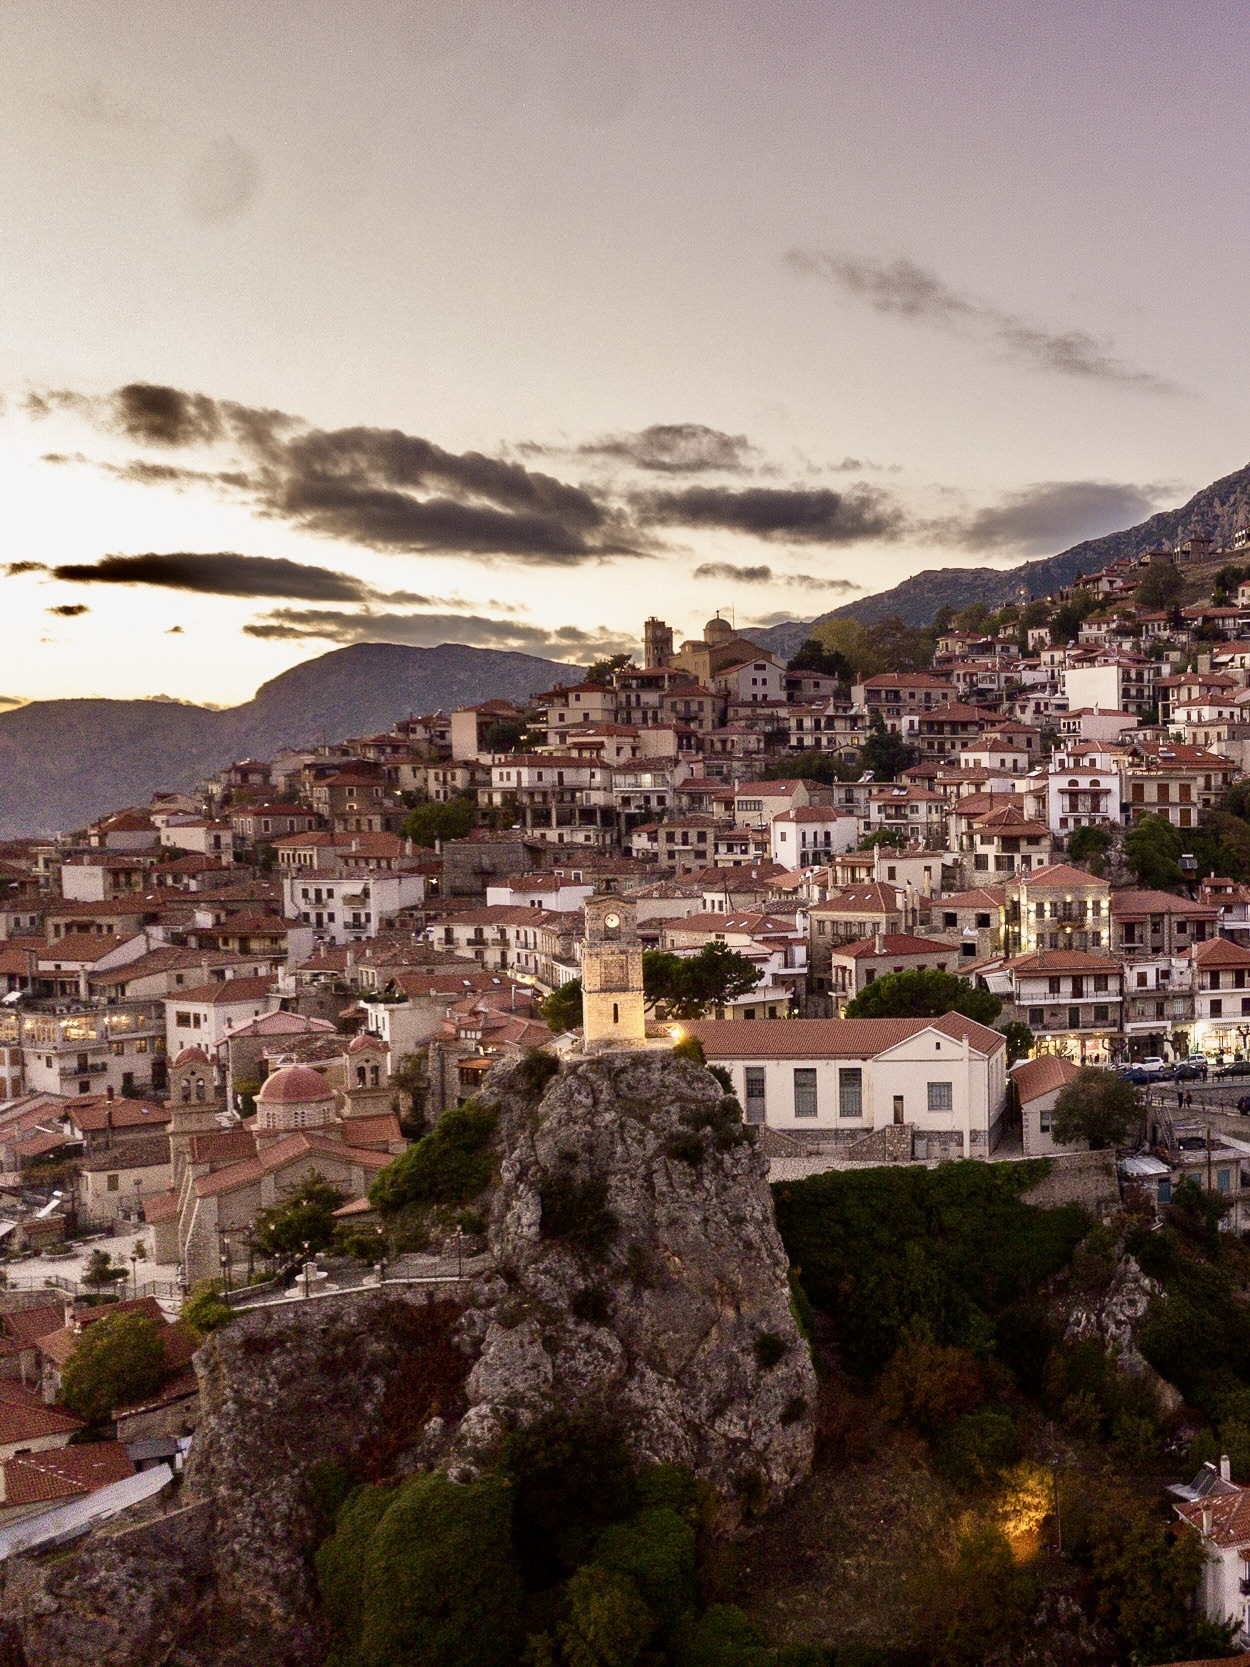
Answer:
[163,977,277,1059]
[769,807,859,868]
[683,1012,1008,1159]
[1010,1055,1085,1156]
[1173,1465,1250,1648]
[282,870,425,943]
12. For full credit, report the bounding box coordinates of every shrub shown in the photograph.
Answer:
[59,1311,167,1423]
[672,1036,707,1067]
[369,1101,498,1216]
[878,1326,985,1437]
[571,1284,614,1325]
[181,1280,235,1338]
[590,1505,697,1639]
[754,1332,788,1371]
[538,1172,619,1258]
[317,1472,524,1667]
[517,1048,560,1098]
[922,1522,1037,1667]
[559,1564,652,1667]
[502,1407,635,1585]
[932,1406,1019,1487]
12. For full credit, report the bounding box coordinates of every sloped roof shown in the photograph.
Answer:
[1011,1055,1081,1105]
[2,1440,134,1506]
[832,934,956,959]
[683,1011,1005,1060]
[0,1381,81,1445]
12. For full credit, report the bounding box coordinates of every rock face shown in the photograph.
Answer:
[0,1049,813,1665]
[450,1050,816,1519]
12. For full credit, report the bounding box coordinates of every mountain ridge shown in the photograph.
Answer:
[749,459,1250,655]
[0,643,585,837]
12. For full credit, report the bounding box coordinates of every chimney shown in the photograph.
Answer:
[1222,1454,1232,1482]
[874,931,883,955]
[1202,1504,1213,1536]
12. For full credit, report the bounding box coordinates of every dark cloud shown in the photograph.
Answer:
[33,385,642,566]
[242,605,632,659]
[692,561,863,592]
[48,551,372,602]
[182,137,260,222]
[5,562,47,577]
[47,604,89,617]
[577,424,757,473]
[927,480,1175,556]
[786,250,1179,393]
[641,484,904,544]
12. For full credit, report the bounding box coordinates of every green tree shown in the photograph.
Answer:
[924,1522,1037,1667]
[249,1170,346,1258]
[181,1280,235,1338]
[59,1310,166,1422]
[1066,823,1113,870]
[369,1101,497,1216]
[857,711,916,781]
[1124,813,1184,889]
[559,1564,653,1667]
[1051,1067,1142,1149]
[542,978,584,1033]
[787,639,852,681]
[772,749,855,785]
[1212,562,1249,604]
[1135,561,1184,610]
[480,717,530,753]
[1049,589,1098,644]
[82,1248,125,1294]
[844,968,1002,1026]
[999,1021,1035,1064]
[317,1473,525,1667]
[858,826,907,850]
[1088,1498,1234,1665]
[402,794,478,847]
[642,942,761,1019]
[585,653,634,684]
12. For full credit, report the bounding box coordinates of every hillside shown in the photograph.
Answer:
[0,642,584,837]
[751,458,1250,649]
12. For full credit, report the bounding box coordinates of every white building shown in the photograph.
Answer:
[683,1011,1008,1159]
[1173,1463,1250,1648]
[281,870,426,943]
[769,807,859,868]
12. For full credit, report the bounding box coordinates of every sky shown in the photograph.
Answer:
[2,0,1248,709]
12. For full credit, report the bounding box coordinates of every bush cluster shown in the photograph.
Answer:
[369,1100,498,1218]
[538,1171,619,1259]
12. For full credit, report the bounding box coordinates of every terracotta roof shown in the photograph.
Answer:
[165,976,276,1005]
[832,934,957,959]
[1009,950,1123,973]
[194,1130,392,1198]
[256,1065,336,1105]
[173,1046,210,1066]
[1020,863,1109,889]
[0,1381,81,1445]
[69,1099,170,1134]
[142,1189,180,1224]
[1176,1487,1250,1548]
[811,884,903,914]
[189,1128,257,1164]
[2,1440,134,1506]
[1189,938,1250,969]
[38,933,136,965]
[3,1306,66,1347]
[79,1134,171,1173]
[1011,1055,1081,1105]
[938,888,1007,909]
[1110,889,1218,919]
[340,1114,403,1146]
[683,1011,1006,1060]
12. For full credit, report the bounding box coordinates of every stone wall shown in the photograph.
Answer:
[1018,1148,1119,1213]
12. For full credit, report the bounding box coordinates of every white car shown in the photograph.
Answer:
[1138,1057,1168,1074]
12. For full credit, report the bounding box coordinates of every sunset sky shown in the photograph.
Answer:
[2,0,1247,708]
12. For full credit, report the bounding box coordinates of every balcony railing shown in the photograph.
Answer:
[59,1061,108,1077]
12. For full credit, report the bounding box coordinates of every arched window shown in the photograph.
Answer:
[194,1078,205,1102]
[356,1065,366,1086]
[181,1079,192,1103]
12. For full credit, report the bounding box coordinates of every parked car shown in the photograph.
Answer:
[1138,1057,1168,1075]
[1121,1068,1154,1084]
[1216,1060,1250,1078]
[1172,1061,1206,1081]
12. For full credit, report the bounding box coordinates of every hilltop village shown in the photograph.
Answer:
[13,543,1250,1659]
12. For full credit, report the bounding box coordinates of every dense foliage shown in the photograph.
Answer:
[857,711,916,781]
[369,1100,498,1216]
[1051,1068,1143,1149]
[773,1161,1085,1376]
[249,1171,346,1258]
[843,968,1001,1027]
[400,793,477,847]
[315,1411,815,1667]
[60,1310,167,1423]
[541,944,762,1032]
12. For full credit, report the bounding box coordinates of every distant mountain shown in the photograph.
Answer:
[750,461,1250,649]
[0,643,585,837]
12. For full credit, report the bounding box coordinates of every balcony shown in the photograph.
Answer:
[58,1060,108,1078]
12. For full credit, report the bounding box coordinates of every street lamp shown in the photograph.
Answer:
[129,1252,138,1300]
[302,1239,312,1300]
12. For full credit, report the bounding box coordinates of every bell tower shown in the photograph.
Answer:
[581,895,646,1049]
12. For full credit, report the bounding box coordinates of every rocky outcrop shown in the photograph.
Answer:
[1060,1248,1182,1417]
[0,1048,813,1665]
[450,1050,816,1518]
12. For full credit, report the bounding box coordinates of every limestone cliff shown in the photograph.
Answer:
[0,1048,814,1667]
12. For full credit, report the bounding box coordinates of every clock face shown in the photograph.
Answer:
[604,912,621,930]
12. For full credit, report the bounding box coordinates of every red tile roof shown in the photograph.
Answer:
[832,934,957,959]
[683,1011,1005,1060]
[1011,1055,1081,1104]
[2,1440,134,1506]
[0,1381,81,1446]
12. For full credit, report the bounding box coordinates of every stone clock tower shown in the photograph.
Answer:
[581,894,647,1049]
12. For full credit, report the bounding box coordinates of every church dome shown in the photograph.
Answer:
[173,1046,209,1067]
[256,1065,335,1105]
[348,1032,388,1053]
[704,615,734,643]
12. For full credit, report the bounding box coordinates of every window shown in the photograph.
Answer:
[831,1067,861,1119]
[106,1173,119,1191]
[744,1067,766,1124]
[175,1011,191,1028]
[1028,1007,1043,1027]
[793,1068,818,1118]
[1093,1004,1109,1024]
[927,1081,953,1112]
[1211,999,1224,1018]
